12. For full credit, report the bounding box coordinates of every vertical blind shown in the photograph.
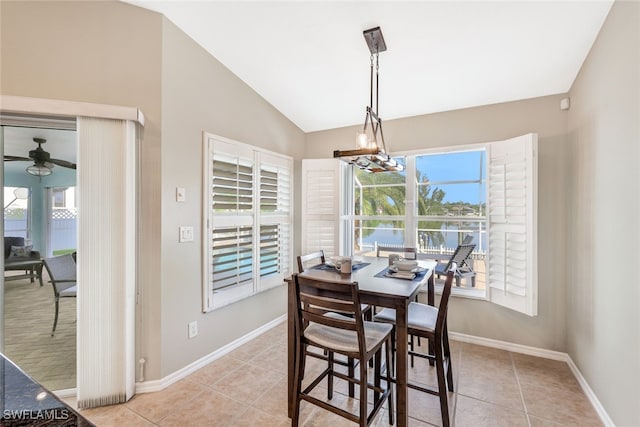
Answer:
[76,117,137,408]
[203,135,292,311]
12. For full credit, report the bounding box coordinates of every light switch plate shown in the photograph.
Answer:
[179,226,194,242]
[176,187,186,202]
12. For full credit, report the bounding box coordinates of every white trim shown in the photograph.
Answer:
[0,95,145,126]
[134,314,286,394]
[450,332,614,427]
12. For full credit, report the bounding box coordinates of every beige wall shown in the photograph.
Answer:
[567,1,640,425]
[159,19,304,375]
[1,0,165,381]
[0,0,305,380]
[307,95,570,351]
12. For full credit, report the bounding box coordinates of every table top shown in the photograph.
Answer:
[0,352,94,426]
[293,256,436,300]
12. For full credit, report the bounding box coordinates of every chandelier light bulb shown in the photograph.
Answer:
[356,132,369,149]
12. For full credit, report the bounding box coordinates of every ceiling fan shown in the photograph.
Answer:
[4,137,76,176]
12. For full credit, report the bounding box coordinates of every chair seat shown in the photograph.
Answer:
[305,320,392,353]
[373,302,438,333]
[60,285,77,298]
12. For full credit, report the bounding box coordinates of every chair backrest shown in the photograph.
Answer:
[461,234,474,245]
[297,250,326,273]
[446,244,475,271]
[436,263,456,333]
[375,244,417,260]
[43,254,77,293]
[292,273,366,355]
[4,237,25,259]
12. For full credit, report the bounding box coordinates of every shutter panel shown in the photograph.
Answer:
[301,159,340,258]
[488,133,537,316]
[258,152,293,290]
[203,133,292,309]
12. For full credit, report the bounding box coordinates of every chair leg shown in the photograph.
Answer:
[348,357,355,397]
[374,348,381,403]
[435,340,450,427]
[51,296,60,336]
[359,356,368,427]
[291,338,304,427]
[443,323,454,392]
[328,351,334,400]
[385,337,395,426]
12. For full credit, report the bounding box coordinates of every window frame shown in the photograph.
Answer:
[338,134,537,315]
[202,132,293,312]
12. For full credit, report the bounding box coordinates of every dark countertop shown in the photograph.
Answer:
[1,353,94,426]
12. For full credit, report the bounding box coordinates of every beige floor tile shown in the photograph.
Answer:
[512,353,582,393]
[157,388,248,426]
[457,365,524,411]
[528,414,565,426]
[80,404,155,427]
[211,362,284,405]
[186,354,245,387]
[247,342,288,374]
[407,387,455,427]
[251,377,289,416]
[227,335,276,361]
[455,394,528,427]
[233,408,291,427]
[125,379,208,423]
[521,382,603,426]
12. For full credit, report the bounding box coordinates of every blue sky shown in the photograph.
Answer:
[415,150,486,204]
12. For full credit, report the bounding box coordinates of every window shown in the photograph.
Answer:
[203,133,293,311]
[3,187,31,239]
[304,134,537,316]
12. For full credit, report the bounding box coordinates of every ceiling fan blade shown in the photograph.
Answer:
[49,158,77,170]
[4,155,31,162]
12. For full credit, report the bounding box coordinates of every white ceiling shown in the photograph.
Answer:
[124,0,613,132]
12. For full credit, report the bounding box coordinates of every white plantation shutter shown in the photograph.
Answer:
[301,159,341,259]
[487,133,538,316]
[258,152,293,290]
[203,134,292,311]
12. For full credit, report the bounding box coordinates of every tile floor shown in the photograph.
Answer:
[68,321,603,426]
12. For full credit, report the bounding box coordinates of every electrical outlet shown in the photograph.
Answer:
[188,321,198,339]
[179,226,194,242]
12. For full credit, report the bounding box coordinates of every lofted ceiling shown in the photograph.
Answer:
[123,0,613,132]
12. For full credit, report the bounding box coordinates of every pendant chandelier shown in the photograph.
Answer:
[333,27,403,173]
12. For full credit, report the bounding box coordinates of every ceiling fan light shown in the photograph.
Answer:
[26,163,52,176]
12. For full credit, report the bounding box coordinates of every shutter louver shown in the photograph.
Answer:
[488,133,537,316]
[301,159,340,258]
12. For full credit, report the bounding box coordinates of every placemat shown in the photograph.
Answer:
[312,262,370,272]
[374,266,428,281]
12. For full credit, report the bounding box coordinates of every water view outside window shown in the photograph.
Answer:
[350,150,486,288]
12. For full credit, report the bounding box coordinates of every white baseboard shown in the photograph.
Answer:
[134,314,286,394]
[449,332,614,427]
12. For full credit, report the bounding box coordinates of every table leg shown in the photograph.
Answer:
[396,301,409,427]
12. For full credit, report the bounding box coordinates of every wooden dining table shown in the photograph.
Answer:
[286,256,437,427]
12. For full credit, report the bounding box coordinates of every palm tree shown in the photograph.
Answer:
[353,168,446,250]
